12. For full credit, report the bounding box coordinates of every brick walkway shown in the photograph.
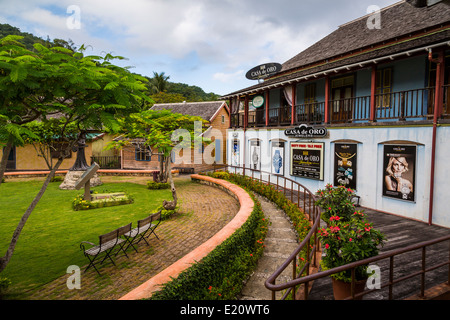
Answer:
[25,176,239,300]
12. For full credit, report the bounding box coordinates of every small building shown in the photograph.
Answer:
[120,101,230,172]
[1,135,97,172]
[221,1,450,227]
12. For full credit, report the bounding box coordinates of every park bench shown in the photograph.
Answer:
[124,211,162,249]
[173,166,195,174]
[80,223,133,275]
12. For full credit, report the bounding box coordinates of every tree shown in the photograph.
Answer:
[0,35,151,274]
[149,71,170,94]
[109,109,208,210]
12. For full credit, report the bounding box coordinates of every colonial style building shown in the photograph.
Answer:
[221,1,450,227]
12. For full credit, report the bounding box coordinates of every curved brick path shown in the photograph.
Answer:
[25,176,239,300]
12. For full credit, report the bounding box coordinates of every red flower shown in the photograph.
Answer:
[325,243,330,249]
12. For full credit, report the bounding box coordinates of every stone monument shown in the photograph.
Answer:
[59,132,102,190]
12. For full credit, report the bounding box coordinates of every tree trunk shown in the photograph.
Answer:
[0,136,14,186]
[0,157,64,273]
[162,161,177,211]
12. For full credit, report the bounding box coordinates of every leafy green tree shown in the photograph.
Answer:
[149,71,170,94]
[0,35,151,274]
[109,109,208,210]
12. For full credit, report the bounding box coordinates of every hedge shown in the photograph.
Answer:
[150,191,268,300]
[150,171,312,300]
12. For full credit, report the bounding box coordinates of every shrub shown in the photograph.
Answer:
[147,181,170,190]
[150,192,268,300]
[315,184,356,222]
[72,193,134,211]
[0,277,12,295]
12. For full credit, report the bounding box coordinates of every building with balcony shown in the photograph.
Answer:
[221,0,450,227]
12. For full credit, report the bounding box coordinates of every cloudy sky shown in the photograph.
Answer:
[0,0,399,96]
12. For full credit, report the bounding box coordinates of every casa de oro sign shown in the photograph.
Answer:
[284,124,328,138]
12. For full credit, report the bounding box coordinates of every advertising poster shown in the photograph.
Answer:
[232,139,240,166]
[271,141,285,175]
[382,145,416,202]
[249,140,261,170]
[334,143,357,189]
[290,142,324,180]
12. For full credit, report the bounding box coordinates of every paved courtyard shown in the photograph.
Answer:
[25,175,239,300]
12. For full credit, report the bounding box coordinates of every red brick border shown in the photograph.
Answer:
[119,174,254,300]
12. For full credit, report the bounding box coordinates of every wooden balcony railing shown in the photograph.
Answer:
[229,86,447,128]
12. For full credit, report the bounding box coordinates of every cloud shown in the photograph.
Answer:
[0,0,400,94]
[213,69,245,83]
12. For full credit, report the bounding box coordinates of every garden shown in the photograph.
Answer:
[0,176,171,298]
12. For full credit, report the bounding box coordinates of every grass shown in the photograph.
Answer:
[0,176,172,294]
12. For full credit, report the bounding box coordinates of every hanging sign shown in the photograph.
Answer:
[252,95,265,108]
[245,63,282,80]
[290,142,324,180]
[285,124,328,138]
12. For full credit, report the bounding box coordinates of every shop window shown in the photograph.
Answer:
[135,145,152,161]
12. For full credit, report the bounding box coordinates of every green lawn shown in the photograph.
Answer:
[0,177,171,294]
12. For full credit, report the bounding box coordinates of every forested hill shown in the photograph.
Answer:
[0,23,220,102]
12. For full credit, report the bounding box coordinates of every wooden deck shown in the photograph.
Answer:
[307,208,450,300]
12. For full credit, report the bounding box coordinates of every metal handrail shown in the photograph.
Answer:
[214,166,450,300]
[268,234,450,300]
[221,165,323,300]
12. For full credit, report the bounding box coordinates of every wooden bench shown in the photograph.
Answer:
[124,211,162,249]
[80,223,134,275]
[173,167,195,174]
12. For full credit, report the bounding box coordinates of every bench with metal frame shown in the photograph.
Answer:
[124,211,162,249]
[80,223,134,275]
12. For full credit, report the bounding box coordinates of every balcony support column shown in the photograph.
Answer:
[265,90,269,127]
[291,84,296,125]
[244,95,249,129]
[324,76,330,124]
[428,48,445,225]
[370,65,377,122]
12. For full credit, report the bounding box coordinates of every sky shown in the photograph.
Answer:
[0,0,400,96]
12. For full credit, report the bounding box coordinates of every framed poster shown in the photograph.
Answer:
[290,142,324,180]
[249,140,261,170]
[271,141,285,175]
[382,145,416,202]
[232,139,240,166]
[334,143,357,189]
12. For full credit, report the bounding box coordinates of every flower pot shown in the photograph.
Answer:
[332,277,367,300]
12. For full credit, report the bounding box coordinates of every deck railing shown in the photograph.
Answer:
[210,166,450,300]
[229,86,445,128]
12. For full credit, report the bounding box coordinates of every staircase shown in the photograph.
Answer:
[239,193,299,300]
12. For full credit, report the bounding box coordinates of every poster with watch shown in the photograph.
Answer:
[334,143,357,189]
[271,141,285,175]
[249,140,261,170]
[382,145,416,202]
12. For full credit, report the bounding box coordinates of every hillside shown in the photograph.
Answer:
[0,23,220,103]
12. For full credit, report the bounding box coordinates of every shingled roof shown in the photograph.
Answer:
[222,0,450,98]
[151,101,229,122]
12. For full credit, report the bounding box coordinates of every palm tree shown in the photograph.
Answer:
[150,71,170,94]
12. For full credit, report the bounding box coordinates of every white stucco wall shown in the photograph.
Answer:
[227,125,450,227]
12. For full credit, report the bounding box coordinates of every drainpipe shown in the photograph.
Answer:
[427,48,444,225]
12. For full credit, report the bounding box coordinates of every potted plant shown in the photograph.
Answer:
[315,184,356,223]
[316,186,385,300]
